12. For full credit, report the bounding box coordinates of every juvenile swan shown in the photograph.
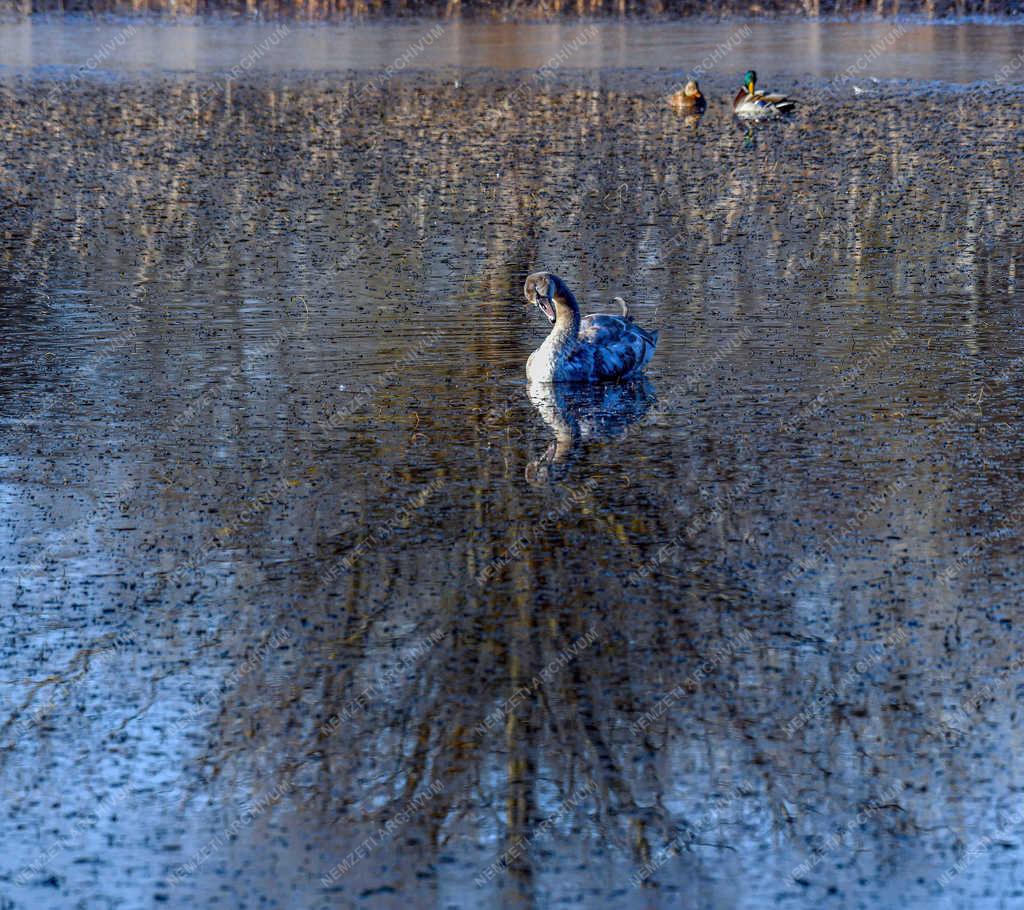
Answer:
[524,272,659,383]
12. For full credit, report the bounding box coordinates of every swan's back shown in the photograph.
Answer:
[575,313,659,381]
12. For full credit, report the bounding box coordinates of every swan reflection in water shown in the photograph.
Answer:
[525,378,657,483]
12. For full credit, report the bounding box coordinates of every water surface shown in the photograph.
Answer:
[1,16,1024,83]
[1,18,1024,910]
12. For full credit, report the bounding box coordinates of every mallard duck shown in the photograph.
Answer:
[524,272,659,384]
[733,70,797,119]
[668,79,706,115]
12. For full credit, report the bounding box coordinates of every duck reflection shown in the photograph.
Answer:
[525,378,657,483]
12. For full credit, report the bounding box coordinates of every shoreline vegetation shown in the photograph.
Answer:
[0,0,1021,19]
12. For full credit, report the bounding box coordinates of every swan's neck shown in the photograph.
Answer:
[528,293,581,382]
[545,296,580,353]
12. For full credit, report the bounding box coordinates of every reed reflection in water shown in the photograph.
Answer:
[1,68,1023,909]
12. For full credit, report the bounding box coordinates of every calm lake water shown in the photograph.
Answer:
[2,16,1024,910]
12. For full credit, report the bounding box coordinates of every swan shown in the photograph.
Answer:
[524,272,659,384]
[733,70,798,119]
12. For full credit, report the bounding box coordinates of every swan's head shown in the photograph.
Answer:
[524,271,576,326]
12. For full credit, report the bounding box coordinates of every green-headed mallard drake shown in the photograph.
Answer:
[668,79,706,115]
[524,272,659,384]
[733,70,797,119]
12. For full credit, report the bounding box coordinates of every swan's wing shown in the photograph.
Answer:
[576,315,658,380]
[580,313,630,345]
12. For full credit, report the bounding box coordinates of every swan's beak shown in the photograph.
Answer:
[537,292,556,325]
[526,280,556,325]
